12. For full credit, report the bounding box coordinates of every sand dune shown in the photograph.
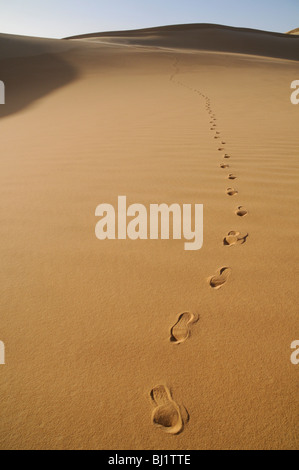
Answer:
[287,28,299,35]
[66,23,299,61]
[0,24,298,450]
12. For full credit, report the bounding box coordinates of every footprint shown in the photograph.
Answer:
[223,231,248,246]
[208,267,232,289]
[235,206,248,217]
[150,385,188,435]
[221,141,226,145]
[218,148,225,151]
[228,174,237,180]
[227,188,238,196]
[170,312,199,345]
[220,163,230,168]
[223,154,230,159]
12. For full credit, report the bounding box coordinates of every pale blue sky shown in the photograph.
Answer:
[0,0,298,39]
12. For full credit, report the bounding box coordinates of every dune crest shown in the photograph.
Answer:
[286,28,299,35]
[65,23,299,61]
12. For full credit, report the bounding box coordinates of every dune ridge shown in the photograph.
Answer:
[287,27,299,35]
[66,23,298,40]
[65,23,299,61]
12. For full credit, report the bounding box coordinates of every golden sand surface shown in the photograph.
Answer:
[0,25,298,449]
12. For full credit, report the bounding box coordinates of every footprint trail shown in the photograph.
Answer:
[170,312,199,345]
[223,231,248,246]
[208,267,232,290]
[150,385,188,435]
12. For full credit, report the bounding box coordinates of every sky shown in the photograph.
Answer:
[0,0,298,39]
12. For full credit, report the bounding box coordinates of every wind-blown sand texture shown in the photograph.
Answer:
[0,24,298,450]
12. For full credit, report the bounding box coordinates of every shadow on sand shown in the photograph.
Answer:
[0,52,78,120]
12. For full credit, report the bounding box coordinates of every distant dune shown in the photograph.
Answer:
[65,23,299,61]
[287,27,299,35]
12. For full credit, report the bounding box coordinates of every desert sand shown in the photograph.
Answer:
[0,24,298,450]
[287,28,299,35]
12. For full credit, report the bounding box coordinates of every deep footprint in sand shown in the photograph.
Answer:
[227,188,238,196]
[220,163,230,169]
[209,267,232,289]
[228,174,237,180]
[150,385,187,435]
[224,154,231,159]
[223,231,248,246]
[235,206,248,217]
[170,312,199,345]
